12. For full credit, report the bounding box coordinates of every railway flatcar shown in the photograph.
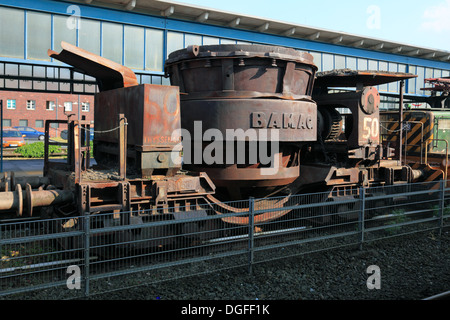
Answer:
[0,42,443,247]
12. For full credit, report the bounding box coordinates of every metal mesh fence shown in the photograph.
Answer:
[0,216,84,298]
[363,180,447,242]
[0,180,448,298]
[251,190,361,266]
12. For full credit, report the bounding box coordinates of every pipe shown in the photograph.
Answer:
[0,173,50,192]
[29,189,74,207]
[0,185,73,216]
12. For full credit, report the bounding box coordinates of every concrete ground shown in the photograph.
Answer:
[0,159,45,177]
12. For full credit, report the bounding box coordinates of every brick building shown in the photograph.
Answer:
[0,91,94,138]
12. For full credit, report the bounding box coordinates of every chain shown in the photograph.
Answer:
[380,123,409,133]
[78,122,128,134]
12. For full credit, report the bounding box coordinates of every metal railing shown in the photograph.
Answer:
[0,180,449,299]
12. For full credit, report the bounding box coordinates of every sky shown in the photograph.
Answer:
[175,0,450,52]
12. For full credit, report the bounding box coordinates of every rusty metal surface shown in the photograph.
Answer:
[187,162,300,188]
[422,77,450,93]
[0,41,439,239]
[165,44,318,204]
[94,84,180,147]
[314,87,380,151]
[206,193,294,225]
[0,185,73,217]
[165,44,317,100]
[94,84,181,177]
[180,99,317,142]
[314,69,417,88]
[48,41,138,91]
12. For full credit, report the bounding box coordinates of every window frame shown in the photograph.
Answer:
[26,100,36,110]
[6,99,16,110]
[81,102,90,112]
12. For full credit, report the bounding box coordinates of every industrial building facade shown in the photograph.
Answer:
[0,0,450,131]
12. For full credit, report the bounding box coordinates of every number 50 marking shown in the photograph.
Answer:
[362,117,379,139]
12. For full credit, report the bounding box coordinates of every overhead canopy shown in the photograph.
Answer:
[314,69,417,88]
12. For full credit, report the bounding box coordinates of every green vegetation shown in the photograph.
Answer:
[14,142,62,158]
[385,208,407,234]
[12,140,93,158]
[432,204,450,217]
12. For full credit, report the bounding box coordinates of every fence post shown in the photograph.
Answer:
[84,211,90,297]
[358,187,365,250]
[248,197,254,275]
[439,179,445,237]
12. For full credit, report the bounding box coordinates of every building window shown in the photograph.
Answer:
[185,34,202,47]
[145,28,164,72]
[335,55,345,69]
[27,11,51,61]
[357,58,368,70]
[416,67,425,95]
[6,99,16,109]
[0,7,25,59]
[2,119,11,127]
[46,101,55,111]
[167,31,184,59]
[81,102,90,112]
[202,36,220,45]
[26,100,36,110]
[102,22,123,64]
[408,65,417,94]
[378,61,388,71]
[220,38,236,44]
[322,54,334,71]
[19,119,28,127]
[35,120,44,128]
[124,25,144,70]
[346,57,357,70]
[368,60,378,70]
[79,18,101,55]
[53,15,77,53]
[64,102,73,112]
[309,52,322,71]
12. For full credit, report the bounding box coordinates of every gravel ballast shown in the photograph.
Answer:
[3,229,448,303]
[90,230,449,301]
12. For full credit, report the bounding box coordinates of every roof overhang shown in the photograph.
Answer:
[63,0,450,63]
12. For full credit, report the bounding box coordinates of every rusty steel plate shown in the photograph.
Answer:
[48,41,138,91]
